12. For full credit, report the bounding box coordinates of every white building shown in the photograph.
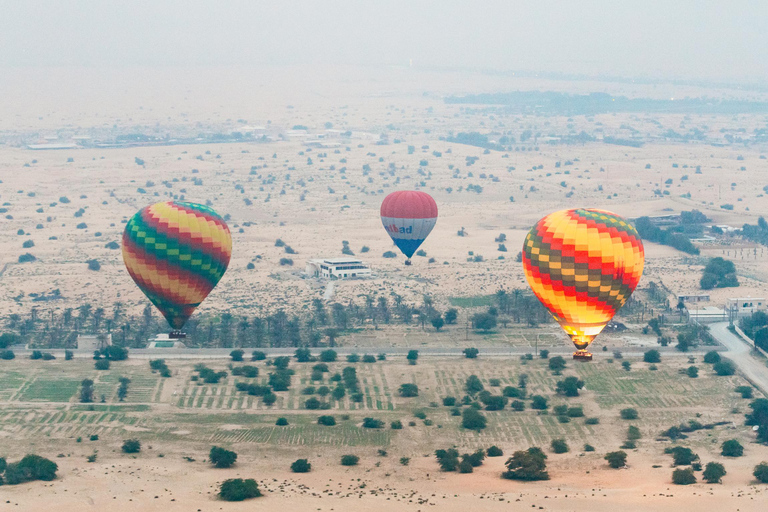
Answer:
[687,306,727,324]
[305,258,371,279]
[147,333,187,349]
[726,297,767,318]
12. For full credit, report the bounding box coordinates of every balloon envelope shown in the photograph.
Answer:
[522,208,644,351]
[122,201,232,330]
[380,191,437,258]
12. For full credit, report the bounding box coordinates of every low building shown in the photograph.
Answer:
[687,306,727,324]
[76,334,112,352]
[677,294,710,304]
[305,258,371,279]
[146,334,187,349]
[726,297,767,318]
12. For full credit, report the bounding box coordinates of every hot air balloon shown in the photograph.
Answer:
[122,201,232,336]
[380,191,437,265]
[522,209,644,360]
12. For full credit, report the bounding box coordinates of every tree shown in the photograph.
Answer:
[406,350,419,365]
[431,316,445,331]
[502,447,549,481]
[117,377,130,401]
[713,360,736,376]
[291,459,311,473]
[444,308,458,324]
[702,462,726,483]
[531,395,548,410]
[471,312,496,331]
[122,439,141,453]
[465,374,485,395]
[219,478,262,501]
[643,350,661,363]
[2,455,58,485]
[251,350,267,361]
[620,408,638,420]
[95,359,110,370]
[555,376,584,397]
[463,347,479,359]
[754,462,768,483]
[672,468,697,485]
[80,379,94,403]
[721,439,744,457]
[210,446,238,468]
[362,417,384,428]
[703,351,721,364]
[605,451,628,468]
[230,349,244,362]
[461,408,487,430]
[318,415,336,426]
[100,345,128,360]
[341,455,359,466]
[294,348,312,362]
[435,448,460,471]
[551,439,569,454]
[667,446,698,466]
[687,366,699,378]
[399,383,419,397]
[746,398,768,443]
[548,356,566,373]
[304,397,321,409]
[319,349,337,362]
[487,446,503,457]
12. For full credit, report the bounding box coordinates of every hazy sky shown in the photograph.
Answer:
[1,0,766,83]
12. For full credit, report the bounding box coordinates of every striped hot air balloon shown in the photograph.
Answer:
[522,208,644,359]
[380,191,438,263]
[122,201,232,332]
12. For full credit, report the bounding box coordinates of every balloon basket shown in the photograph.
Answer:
[573,351,592,361]
[169,331,187,339]
[404,259,412,266]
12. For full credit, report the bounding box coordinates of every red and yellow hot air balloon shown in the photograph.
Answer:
[122,201,232,335]
[522,209,644,360]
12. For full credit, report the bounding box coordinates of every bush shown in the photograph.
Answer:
[442,396,456,406]
[251,350,266,361]
[702,462,726,483]
[304,397,322,409]
[703,351,721,364]
[463,347,479,359]
[548,356,566,372]
[465,375,485,395]
[406,349,419,363]
[627,425,642,440]
[122,439,141,453]
[672,468,697,485]
[219,478,262,501]
[487,446,503,457]
[64,350,73,360]
[531,395,548,410]
[390,420,403,429]
[210,446,238,468]
[667,446,699,466]
[291,459,311,473]
[95,359,110,370]
[721,439,744,457]
[362,417,384,429]
[644,350,661,363]
[511,400,525,411]
[735,385,753,399]
[319,349,337,362]
[584,444,595,452]
[687,366,699,378]
[399,383,419,397]
[620,408,638,420]
[0,349,15,360]
[318,415,336,426]
[539,349,549,359]
[346,353,360,363]
[461,408,487,430]
[362,354,376,363]
[502,447,549,481]
[555,376,584,397]
[585,417,599,425]
[605,451,628,468]
[2,455,58,485]
[275,417,288,426]
[340,455,359,466]
[754,462,768,483]
[86,259,100,271]
[713,360,736,376]
[550,439,569,454]
[230,349,244,361]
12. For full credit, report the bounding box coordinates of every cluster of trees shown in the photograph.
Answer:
[0,455,58,485]
[502,447,549,480]
[740,216,768,246]
[700,257,739,289]
[435,448,486,473]
[740,311,768,351]
[634,216,700,255]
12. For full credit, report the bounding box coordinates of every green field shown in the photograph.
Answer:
[0,355,758,451]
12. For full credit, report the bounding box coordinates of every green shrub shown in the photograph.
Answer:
[721,439,744,457]
[317,415,336,426]
[291,459,311,473]
[2,455,58,484]
[511,400,525,411]
[585,417,600,425]
[209,446,237,468]
[390,420,403,429]
[461,408,487,430]
[487,446,503,457]
[605,451,627,468]
[219,478,262,501]
[502,447,549,481]
[584,444,595,452]
[643,350,661,363]
[551,439,569,454]
[735,386,753,399]
[399,383,419,397]
[620,408,638,420]
[122,439,141,454]
[754,462,768,483]
[94,359,110,370]
[672,468,697,485]
[713,360,736,376]
[531,395,548,410]
[703,351,721,364]
[362,418,384,429]
[340,455,359,466]
[442,396,456,406]
[702,462,726,483]
[275,417,288,426]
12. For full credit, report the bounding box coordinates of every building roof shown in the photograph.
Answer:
[322,257,365,264]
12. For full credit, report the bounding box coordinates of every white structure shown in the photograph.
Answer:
[146,333,187,349]
[687,306,727,324]
[726,297,767,318]
[305,258,371,279]
[76,334,112,352]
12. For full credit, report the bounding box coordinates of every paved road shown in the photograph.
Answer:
[708,321,768,395]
